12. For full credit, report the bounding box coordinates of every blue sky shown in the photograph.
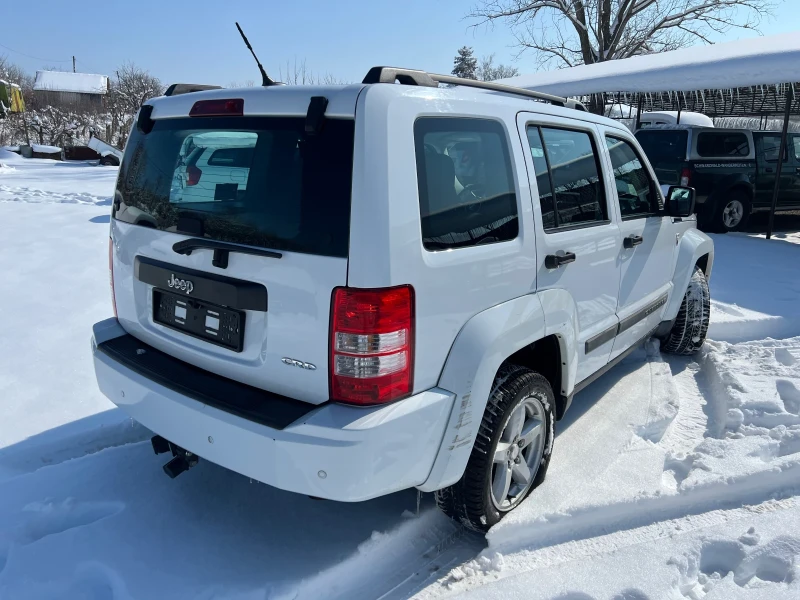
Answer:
[3,1,800,86]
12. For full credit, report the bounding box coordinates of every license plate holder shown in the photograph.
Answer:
[153,289,245,352]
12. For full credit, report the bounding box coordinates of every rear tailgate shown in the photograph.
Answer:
[111,87,361,404]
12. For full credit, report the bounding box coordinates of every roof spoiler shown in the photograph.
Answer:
[165,83,223,97]
[362,66,586,111]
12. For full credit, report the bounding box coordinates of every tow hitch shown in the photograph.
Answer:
[151,435,199,479]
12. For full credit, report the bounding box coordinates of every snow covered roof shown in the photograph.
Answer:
[33,71,108,95]
[499,32,800,97]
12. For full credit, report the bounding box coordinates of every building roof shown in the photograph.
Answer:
[498,32,800,96]
[33,71,108,95]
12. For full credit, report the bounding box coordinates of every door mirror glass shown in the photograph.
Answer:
[666,186,696,218]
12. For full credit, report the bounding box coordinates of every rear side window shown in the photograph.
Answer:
[114,116,354,257]
[414,118,518,251]
[606,136,661,218]
[635,130,688,163]
[696,132,750,157]
[527,126,607,230]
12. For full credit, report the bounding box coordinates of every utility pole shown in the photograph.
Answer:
[73,56,76,73]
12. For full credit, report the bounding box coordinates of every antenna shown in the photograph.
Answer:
[235,22,278,87]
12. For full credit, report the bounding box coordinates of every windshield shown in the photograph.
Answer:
[113,116,355,258]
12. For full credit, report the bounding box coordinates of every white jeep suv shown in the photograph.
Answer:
[92,68,713,531]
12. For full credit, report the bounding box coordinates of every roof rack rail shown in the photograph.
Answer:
[165,83,223,97]
[361,66,586,111]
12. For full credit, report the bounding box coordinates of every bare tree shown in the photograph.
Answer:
[470,0,777,68]
[477,54,520,80]
[107,62,164,148]
[278,59,344,85]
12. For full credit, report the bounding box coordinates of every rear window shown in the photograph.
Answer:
[114,116,355,258]
[635,130,688,163]
[696,132,750,157]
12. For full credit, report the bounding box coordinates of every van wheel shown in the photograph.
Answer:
[713,190,750,233]
[435,366,554,532]
[660,266,710,355]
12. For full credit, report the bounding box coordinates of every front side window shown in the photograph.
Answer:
[759,135,788,162]
[606,136,661,218]
[414,118,518,251]
[531,127,607,229]
[696,132,750,157]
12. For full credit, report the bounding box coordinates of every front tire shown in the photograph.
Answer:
[661,266,710,355]
[435,366,555,532]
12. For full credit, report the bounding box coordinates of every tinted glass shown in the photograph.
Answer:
[696,132,750,157]
[114,117,354,258]
[606,136,660,218]
[526,127,555,229]
[635,130,688,163]
[415,118,518,251]
[541,127,606,227]
[759,135,787,162]
[794,136,800,161]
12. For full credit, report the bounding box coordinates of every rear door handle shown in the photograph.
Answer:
[624,235,644,249]
[545,252,576,269]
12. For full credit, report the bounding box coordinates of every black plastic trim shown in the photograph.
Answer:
[585,293,668,354]
[575,326,658,394]
[97,334,318,430]
[585,325,617,354]
[135,256,268,312]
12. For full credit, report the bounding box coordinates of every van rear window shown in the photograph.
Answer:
[635,130,688,163]
[113,116,354,258]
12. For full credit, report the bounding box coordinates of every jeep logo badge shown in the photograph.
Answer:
[282,357,317,371]
[167,274,194,294]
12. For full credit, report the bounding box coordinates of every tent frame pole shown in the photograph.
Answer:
[767,84,793,240]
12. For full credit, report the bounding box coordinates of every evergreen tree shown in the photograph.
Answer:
[452,46,478,80]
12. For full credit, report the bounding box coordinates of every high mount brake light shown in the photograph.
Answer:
[330,286,414,406]
[189,98,244,117]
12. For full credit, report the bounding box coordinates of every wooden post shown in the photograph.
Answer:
[767,84,793,240]
[73,56,76,73]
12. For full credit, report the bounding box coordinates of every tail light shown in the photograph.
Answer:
[109,237,117,318]
[680,167,692,187]
[186,165,202,186]
[330,286,414,405]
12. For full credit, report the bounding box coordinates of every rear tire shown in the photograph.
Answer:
[710,190,750,233]
[435,366,555,532]
[660,266,710,355]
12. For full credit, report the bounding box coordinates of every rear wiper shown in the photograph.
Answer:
[172,238,282,269]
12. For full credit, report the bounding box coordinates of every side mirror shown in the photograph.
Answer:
[666,186,696,218]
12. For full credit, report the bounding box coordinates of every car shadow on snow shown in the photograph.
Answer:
[0,410,422,598]
[89,214,111,223]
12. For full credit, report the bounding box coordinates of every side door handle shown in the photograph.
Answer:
[623,235,644,249]
[545,252,576,269]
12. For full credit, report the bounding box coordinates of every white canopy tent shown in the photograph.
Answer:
[498,32,800,96]
[498,32,800,239]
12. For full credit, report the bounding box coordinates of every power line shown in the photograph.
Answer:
[0,42,73,64]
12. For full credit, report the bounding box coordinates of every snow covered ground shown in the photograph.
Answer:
[1,155,799,599]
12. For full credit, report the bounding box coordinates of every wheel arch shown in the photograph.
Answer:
[663,228,714,323]
[418,290,579,492]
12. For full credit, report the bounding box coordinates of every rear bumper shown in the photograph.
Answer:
[91,318,455,501]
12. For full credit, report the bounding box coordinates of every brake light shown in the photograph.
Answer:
[109,237,117,318]
[186,165,202,186]
[189,98,244,117]
[680,167,692,187]
[330,286,414,405]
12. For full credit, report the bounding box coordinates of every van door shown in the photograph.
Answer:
[599,127,674,359]
[518,114,622,384]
